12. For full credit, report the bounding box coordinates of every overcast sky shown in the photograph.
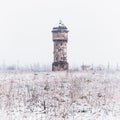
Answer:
[0,0,120,67]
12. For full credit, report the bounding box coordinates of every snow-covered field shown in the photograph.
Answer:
[0,71,120,120]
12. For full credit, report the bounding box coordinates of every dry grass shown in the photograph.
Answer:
[0,71,119,119]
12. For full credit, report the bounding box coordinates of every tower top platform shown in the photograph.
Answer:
[52,21,69,33]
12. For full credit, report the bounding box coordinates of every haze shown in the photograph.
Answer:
[0,0,120,67]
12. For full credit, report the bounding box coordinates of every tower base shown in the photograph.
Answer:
[52,61,69,71]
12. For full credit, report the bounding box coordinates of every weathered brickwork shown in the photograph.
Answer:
[52,22,69,71]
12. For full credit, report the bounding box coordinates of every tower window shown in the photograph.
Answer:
[58,48,62,52]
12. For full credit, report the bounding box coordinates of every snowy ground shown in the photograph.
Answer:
[0,71,120,120]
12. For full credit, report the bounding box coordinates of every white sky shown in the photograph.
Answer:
[0,0,120,67]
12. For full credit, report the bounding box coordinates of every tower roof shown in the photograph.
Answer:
[52,21,69,33]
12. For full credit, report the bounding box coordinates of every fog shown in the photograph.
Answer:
[0,0,120,67]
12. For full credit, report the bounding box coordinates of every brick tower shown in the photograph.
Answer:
[52,21,69,71]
